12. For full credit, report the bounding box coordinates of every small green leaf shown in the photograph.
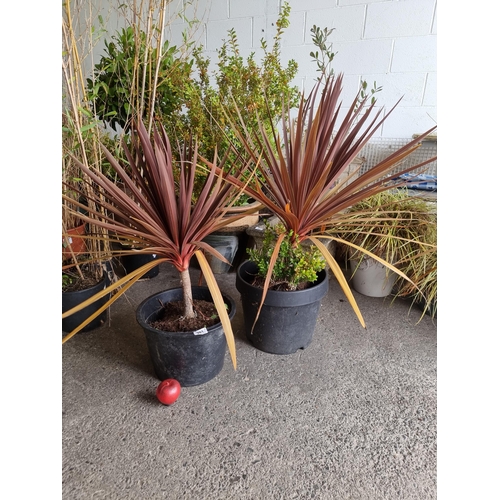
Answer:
[80,123,97,132]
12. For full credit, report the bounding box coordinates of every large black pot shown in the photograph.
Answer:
[236,260,328,355]
[121,250,159,279]
[62,276,109,333]
[136,287,236,386]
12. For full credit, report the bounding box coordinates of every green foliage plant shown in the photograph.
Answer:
[85,2,299,205]
[217,74,437,328]
[247,221,325,291]
[87,25,194,135]
[310,24,382,105]
[62,273,75,291]
[184,2,300,177]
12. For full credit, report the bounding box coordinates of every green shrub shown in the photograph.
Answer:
[86,26,193,134]
[248,222,325,291]
[184,1,300,164]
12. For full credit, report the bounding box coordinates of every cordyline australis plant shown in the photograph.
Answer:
[214,74,437,328]
[62,119,257,369]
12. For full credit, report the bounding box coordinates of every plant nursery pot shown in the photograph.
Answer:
[136,287,237,386]
[202,234,240,273]
[121,251,159,279]
[190,234,240,274]
[62,276,109,333]
[62,222,87,258]
[235,260,329,355]
[349,255,397,298]
[223,200,261,228]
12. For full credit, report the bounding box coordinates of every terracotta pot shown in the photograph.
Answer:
[62,223,87,257]
[223,201,261,229]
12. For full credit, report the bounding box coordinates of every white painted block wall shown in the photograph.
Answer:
[169,0,437,138]
[91,0,437,139]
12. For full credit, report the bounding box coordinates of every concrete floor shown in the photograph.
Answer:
[62,261,437,500]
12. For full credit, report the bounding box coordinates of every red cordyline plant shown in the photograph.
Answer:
[212,74,437,327]
[62,119,257,369]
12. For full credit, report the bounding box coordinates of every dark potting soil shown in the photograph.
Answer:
[62,265,102,293]
[149,300,221,332]
[250,276,313,292]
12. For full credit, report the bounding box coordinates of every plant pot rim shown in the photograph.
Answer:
[224,200,262,214]
[236,260,328,307]
[349,249,395,263]
[62,274,106,296]
[136,286,236,336]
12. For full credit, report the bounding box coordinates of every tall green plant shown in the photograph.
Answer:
[62,0,113,280]
[87,25,193,134]
[213,74,437,328]
[183,1,300,164]
[310,24,382,104]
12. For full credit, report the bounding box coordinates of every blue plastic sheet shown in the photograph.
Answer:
[398,173,437,191]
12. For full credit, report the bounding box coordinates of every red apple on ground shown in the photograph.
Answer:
[156,379,181,405]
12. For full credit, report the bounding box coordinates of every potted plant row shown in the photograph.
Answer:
[61,0,297,386]
[63,77,436,389]
[62,2,438,385]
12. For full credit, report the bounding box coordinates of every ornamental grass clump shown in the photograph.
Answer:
[334,189,437,264]
[330,189,437,318]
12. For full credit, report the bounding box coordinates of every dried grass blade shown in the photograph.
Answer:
[62,259,167,343]
[309,237,366,328]
[250,232,286,333]
[195,251,237,369]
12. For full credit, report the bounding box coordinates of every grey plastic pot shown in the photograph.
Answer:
[136,287,236,386]
[349,255,397,298]
[235,260,328,355]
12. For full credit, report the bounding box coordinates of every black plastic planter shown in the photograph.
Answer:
[62,276,109,333]
[236,260,328,355]
[136,287,236,386]
[121,251,159,279]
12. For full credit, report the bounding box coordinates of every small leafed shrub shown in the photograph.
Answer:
[247,222,325,291]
